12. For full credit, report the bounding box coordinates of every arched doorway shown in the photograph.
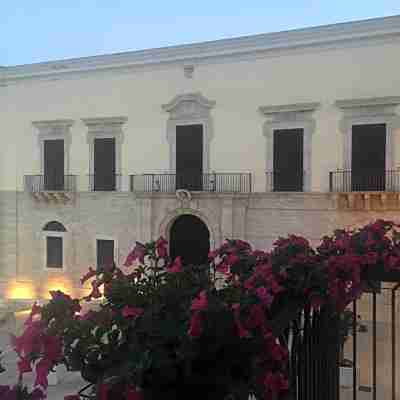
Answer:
[169,215,210,265]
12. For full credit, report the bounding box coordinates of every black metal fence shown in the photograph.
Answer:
[130,173,252,193]
[329,170,400,192]
[265,170,305,192]
[88,174,122,191]
[24,175,77,192]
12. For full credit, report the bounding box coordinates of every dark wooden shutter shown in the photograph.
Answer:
[44,140,64,190]
[273,129,303,191]
[46,237,63,268]
[176,125,203,191]
[94,138,116,191]
[97,240,114,270]
[352,124,386,191]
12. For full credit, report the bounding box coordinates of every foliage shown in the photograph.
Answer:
[9,219,400,400]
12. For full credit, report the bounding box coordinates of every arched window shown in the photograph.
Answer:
[42,221,66,269]
[43,221,67,232]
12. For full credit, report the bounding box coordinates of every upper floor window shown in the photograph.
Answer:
[32,120,74,192]
[43,221,66,269]
[260,102,319,192]
[82,117,127,192]
[335,96,400,192]
[162,93,215,192]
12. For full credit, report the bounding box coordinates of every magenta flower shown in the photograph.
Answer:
[80,267,97,284]
[124,242,146,266]
[122,306,144,319]
[156,237,168,258]
[167,256,182,273]
[190,290,208,311]
[188,311,203,338]
[255,287,273,307]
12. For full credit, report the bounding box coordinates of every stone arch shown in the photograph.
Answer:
[158,207,218,250]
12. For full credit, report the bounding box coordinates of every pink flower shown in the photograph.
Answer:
[84,280,102,301]
[31,387,46,400]
[122,306,144,319]
[255,287,273,307]
[24,302,42,326]
[17,357,32,374]
[188,312,203,337]
[226,254,239,265]
[35,358,53,389]
[263,371,289,394]
[208,250,219,259]
[156,237,168,259]
[191,290,208,311]
[167,256,182,273]
[80,267,97,284]
[124,242,146,266]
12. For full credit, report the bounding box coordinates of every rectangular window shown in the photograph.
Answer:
[351,124,386,191]
[93,138,116,191]
[97,239,115,270]
[46,236,63,268]
[273,129,304,191]
[44,139,64,191]
[176,125,203,191]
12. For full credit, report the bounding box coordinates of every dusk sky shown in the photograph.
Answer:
[2,1,400,66]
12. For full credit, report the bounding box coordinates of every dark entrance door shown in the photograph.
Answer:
[44,139,64,191]
[94,138,116,191]
[352,124,386,191]
[176,125,203,191]
[273,129,303,191]
[169,215,210,266]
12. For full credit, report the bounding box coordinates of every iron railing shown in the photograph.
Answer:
[265,170,305,192]
[24,175,77,192]
[130,173,252,193]
[88,174,122,192]
[329,170,400,192]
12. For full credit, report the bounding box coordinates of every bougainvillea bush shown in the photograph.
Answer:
[9,220,400,400]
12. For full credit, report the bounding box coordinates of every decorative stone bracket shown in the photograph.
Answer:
[332,192,400,211]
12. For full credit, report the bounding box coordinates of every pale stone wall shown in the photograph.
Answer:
[0,191,399,300]
[1,38,400,193]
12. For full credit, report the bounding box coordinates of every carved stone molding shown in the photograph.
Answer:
[82,117,128,183]
[335,96,400,171]
[259,102,320,192]
[33,119,74,176]
[162,92,215,173]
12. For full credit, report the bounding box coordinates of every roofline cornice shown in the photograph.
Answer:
[3,15,400,82]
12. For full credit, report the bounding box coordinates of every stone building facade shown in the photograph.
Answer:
[0,15,400,302]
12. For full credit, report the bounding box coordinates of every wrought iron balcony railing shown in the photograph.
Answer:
[88,174,122,192]
[130,173,252,193]
[329,170,400,192]
[265,170,305,192]
[24,175,77,192]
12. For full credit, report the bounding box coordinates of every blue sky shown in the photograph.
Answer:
[2,1,400,66]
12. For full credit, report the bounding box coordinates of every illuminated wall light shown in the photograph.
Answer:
[7,282,36,300]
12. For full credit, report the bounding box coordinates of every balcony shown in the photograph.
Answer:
[130,173,252,193]
[88,174,122,192]
[329,170,400,192]
[265,170,305,192]
[329,170,400,211]
[24,175,77,203]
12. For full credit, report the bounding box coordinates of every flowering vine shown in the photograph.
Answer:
[7,220,400,400]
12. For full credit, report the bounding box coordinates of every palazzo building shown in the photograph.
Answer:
[0,15,400,302]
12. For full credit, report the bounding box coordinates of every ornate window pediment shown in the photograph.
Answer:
[162,93,215,173]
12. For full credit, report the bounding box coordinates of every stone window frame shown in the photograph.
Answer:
[82,117,128,190]
[162,92,216,173]
[32,119,74,176]
[94,235,119,269]
[259,102,320,192]
[335,97,400,174]
[42,221,68,272]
